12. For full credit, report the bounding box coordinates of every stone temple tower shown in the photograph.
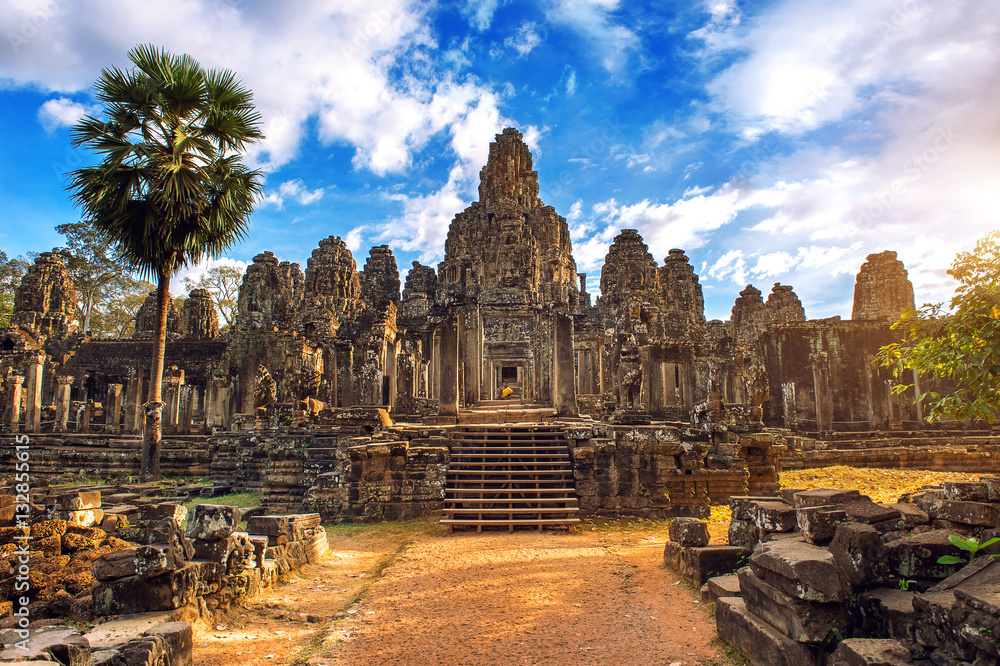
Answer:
[852,251,915,321]
[435,128,579,417]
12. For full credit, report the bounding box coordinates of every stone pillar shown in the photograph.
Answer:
[887,381,903,430]
[811,352,833,432]
[105,383,123,433]
[208,377,231,430]
[124,372,145,434]
[912,369,924,428]
[24,353,44,432]
[82,401,94,434]
[865,356,888,430]
[781,381,797,429]
[3,373,25,433]
[462,307,480,408]
[178,385,195,435]
[438,313,460,419]
[552,312,578,417]
[54,375,74,433]
[163,369,184,428]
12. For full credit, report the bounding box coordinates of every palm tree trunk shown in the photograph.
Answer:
[141,267,171,480]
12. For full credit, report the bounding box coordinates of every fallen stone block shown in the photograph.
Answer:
[135,541,183,578]
[247,515,291,545]
[192,536,235,564]
[715,597,816,666]
[0,625,90,665]
[187,504,240,540]
[794,488,861,509]
[942,481,991,503]
[669,518,709,547]
[754,501,797,533]
[664,542,751,587]
[842,497,902,527]
[927,499,1000,527]
[66,508,104,527]
[728,519,760,550]
[729,496,778,521]
[797,506,848,546]
[91,564,199,616]
[92,549,137,581]
[703,573,741,603]
[143,621,193,666]
[738,569,850,643]
[58,490,102,511]
[857,588,918,647]
[750,538,852,603]
[827,638,915,665]
[883,530,963,580]
[829,521,886,587]
[138,503,188,524]
[889,503,930,530]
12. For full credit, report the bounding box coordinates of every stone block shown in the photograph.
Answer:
[729,496,777,521]
[187,504,240,540]
[703,573,741,603]
[663,542,750,587]
[927,499,1000,527]
[715,597,816,666]
[738,569,851,643]
[754,500,796,532]
[92,548,137,581]
[889,503,929,529]
[91,564,199,616]
[793,488,861,509]
[981,476,1000,502]
[58,491,102,511]
[143,621,193,666]
[728,519,760,549]
[797,506,848,545]
[857,588,918,645]
[942,481,990,503]
[750,538,852,603]
[135,541,183,577]
[669,518,709,547]
[883,530,963,580]
[138,503,188,524]
[0,625,90,665]
[829,521,886,587]
[842,497,902,527]
[192,536,235,564]
[827,638,915,665]
[247,515,291,540]
[66,508,104,527]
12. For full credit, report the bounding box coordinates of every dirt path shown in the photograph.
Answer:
[195,519,731,666]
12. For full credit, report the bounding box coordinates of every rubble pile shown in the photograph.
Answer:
[666,476,1000,665]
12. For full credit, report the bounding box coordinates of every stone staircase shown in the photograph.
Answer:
[441,424,580,532]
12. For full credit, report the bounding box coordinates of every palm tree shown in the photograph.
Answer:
[67,44,264,480]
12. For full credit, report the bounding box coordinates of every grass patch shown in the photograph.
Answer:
[324,517,447,541]
[183,492,262,511]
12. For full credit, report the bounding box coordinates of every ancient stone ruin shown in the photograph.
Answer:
[1,128,997,661]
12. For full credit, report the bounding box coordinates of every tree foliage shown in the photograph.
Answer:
[89,280,155,339]
[67,44,264,479]
[878,231,1000,423]
[0,250,30,328]
[183,264,243,328]
[52,220,142,333]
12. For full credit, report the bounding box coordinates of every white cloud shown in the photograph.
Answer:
[37,97,98,133]
[546,0,639,74]
[504,22,542,56]
[258,179,325,210]
[464,0,505,31]
[565,67,577,95]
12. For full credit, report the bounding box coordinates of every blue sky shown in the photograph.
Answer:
[1,0,998,320]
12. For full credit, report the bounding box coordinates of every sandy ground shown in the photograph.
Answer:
[194,519,731,666]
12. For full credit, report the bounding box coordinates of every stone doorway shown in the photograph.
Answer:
[494,363,524,400]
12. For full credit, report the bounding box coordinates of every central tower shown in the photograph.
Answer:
[435,128,579,415]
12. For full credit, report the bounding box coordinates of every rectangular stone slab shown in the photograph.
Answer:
[715,597,816,666]
[738,569,850,643]
[749,538,852,602]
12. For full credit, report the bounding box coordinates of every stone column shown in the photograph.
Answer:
[208,378,231,430]
[811,352,833,432]
[3,372,25,433]
[552,311,578,417]
[340,344,356,407]
[887,381,903,430]
[81,401,94,434]
[24,352,44,432]
[54,375,74,433]
[438,313,460,419]
[912,369,924,428]
[462,306,480,408]
[781,382,797,429]
[104,383,124,433]
[124,372,145,434]
[178,385,195,435]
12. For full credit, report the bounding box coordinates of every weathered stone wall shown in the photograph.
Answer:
[12,252,78,341]
[782,432,1000,472]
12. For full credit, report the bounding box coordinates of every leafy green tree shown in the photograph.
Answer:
[878,231,1000,423]
[88,279,155,339]
[53,220,140,333]
[0,250,30,327]
[67,44,264,479]
[183,264,242,329]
